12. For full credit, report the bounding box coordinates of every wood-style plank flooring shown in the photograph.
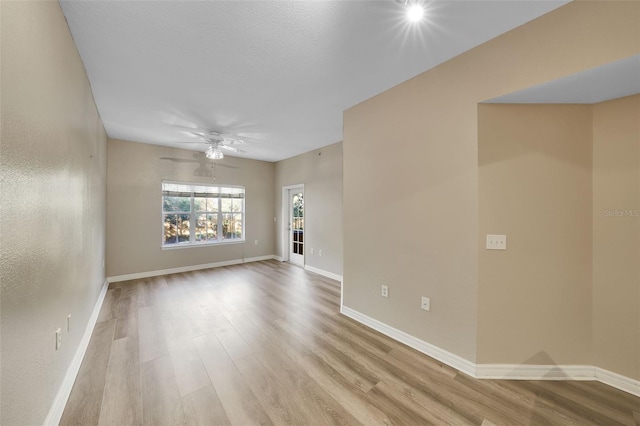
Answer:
[61,260,640,425]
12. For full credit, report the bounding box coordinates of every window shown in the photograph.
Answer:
[162,182,244,247]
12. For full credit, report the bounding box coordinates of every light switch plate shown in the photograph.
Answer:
[486,234,507,250]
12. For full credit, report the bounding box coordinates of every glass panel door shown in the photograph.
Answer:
[289,191,304,266]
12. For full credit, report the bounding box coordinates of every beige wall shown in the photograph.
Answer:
[343,1,639,363]
[106,139,275,277]
[592,94,640,380]
[0,2,108,424]
[274,142,343,276]
[477,96,640,378]
[477,104,593,365]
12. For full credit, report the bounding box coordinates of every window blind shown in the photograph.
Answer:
[162,182,244,198]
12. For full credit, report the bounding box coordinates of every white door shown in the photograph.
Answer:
[288,190,304,266]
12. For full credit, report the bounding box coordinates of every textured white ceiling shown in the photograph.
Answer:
[484,55,640,104]
[60,0,568,162]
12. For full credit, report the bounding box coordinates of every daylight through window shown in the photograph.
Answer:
[162,182,245,247]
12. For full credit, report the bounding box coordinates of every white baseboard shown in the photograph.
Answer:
[44,279,109,426]
[475,364,595,380]
[304,265,343,282]
[340,305,640,398]
[476,364,640,397]
[340,305,476,377]
[273,256,284,262]
[107,255,276,283]
[595,367,640,397]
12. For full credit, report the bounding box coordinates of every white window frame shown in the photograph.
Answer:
[161,181,245,249]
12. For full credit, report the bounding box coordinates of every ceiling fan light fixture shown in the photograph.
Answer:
[206,146,224,160]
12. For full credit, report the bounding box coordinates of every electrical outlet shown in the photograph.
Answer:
[318,249,323,256]
[421,297,431,311]
[67,315,71,331]
[381,285,389,298]
[55,328,62,350]
[310,248,314,254]
[254,240,258,245]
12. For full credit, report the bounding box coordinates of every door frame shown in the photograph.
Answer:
[281,184,304,264]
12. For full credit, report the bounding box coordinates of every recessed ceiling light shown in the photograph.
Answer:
[407,4,424,22]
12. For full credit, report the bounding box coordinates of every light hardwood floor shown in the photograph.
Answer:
[61,260,640,425]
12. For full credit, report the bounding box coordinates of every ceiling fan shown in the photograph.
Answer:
[178,131,247,160]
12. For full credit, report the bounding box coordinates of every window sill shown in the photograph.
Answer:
[161,239,246,250]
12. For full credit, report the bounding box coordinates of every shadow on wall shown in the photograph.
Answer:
[519,351,570,378]
[477,104,593,169]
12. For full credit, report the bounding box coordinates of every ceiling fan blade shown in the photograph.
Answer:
[159,157,199,163]
[188,131,207,137]
[213,162,240,169]
[161,122,251,155]
[161,153,241,166]
[220,145,247,154]
[220,135,246,145]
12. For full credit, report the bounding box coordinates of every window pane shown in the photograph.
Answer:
[194,198,206,212]
[293,194,303,218]
[177,214,190,243]
[164,215,177,244]
[207,214,217,240]
[222,213,241,239]
[195,214,219,243]
[163,196,191,212]
[233,213,242,238]
[221,198,232,212]
[294,243,304,255]
[207,197,218,212]
[232,199,243,212]
[222,213,231,239]
[195,214,207,242]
